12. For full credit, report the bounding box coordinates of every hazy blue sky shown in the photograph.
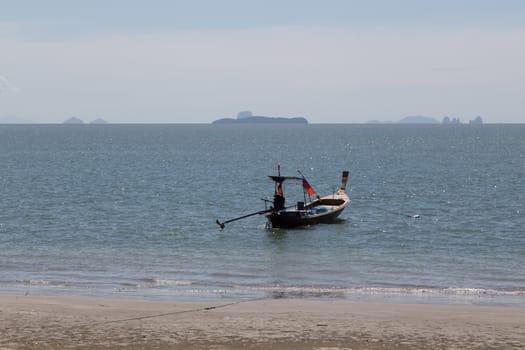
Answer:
[1,0,524,123]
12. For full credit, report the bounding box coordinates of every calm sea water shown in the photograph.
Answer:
[1,124,524,305]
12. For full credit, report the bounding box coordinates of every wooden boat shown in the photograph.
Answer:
[265,168,350,228]
[216,166,350,229]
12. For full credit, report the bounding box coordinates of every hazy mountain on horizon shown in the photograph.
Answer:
[63,117,84,124]
[368,115,439,124]
[90,118,109,124]
[397,116,439,124]
[213,110,308,124]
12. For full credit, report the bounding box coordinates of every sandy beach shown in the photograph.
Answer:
[1,295,523,349]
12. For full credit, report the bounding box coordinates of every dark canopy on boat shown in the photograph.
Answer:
[268,175,302,183]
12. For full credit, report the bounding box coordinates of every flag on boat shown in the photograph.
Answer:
[340,171,349,191]
[302,178,316,196]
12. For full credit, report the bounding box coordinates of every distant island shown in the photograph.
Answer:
[90,118,108,124]
[63,117,84,124]
[212,111,308,124]
[368,115,483,125]
[63,117,109,124]
[368,115,439,124]
[443,116,483,125]
[398,116,439,124]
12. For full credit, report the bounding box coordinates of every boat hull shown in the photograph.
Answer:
[266,191,350,228]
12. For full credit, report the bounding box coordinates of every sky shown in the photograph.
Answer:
[1,0,524,123]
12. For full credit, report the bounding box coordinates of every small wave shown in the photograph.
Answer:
[16,279,50,286]
[143,278,193,286]
[15,279,63,286]
[237,285,525,298]
[441,287,525,296]
[239,285,346,299]
[352,287,525,297]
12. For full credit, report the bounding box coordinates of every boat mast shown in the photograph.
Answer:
[273,164,285,210]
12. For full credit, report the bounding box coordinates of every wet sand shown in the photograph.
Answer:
[1,295,523,349]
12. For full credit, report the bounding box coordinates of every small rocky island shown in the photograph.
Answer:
[213,111,308,124]
[90,118,108,124]
[368,115,483,125]
[63,117,84,124]
[63,117,109,124]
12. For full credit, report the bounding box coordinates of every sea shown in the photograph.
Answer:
[1,124,524,306]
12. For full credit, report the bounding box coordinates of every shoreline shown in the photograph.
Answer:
[3,284,525,308]
[1,294,523,349]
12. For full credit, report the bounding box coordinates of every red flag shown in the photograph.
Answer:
[302,178,315,196]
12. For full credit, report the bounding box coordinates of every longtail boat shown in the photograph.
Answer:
[216,166,350,229]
